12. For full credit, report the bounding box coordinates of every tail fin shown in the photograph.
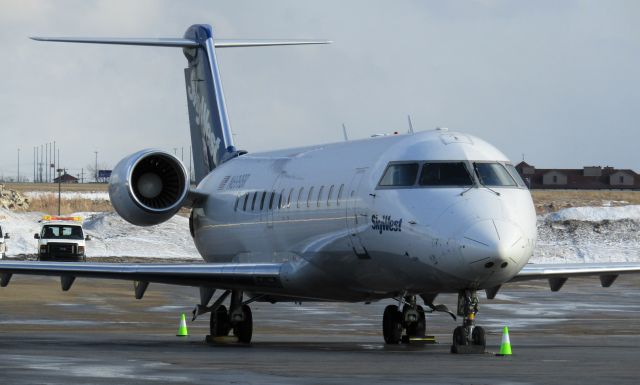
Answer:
[32,24,330,183]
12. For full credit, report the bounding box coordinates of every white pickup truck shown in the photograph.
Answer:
[34,216,91,262]
[0,225,9,259]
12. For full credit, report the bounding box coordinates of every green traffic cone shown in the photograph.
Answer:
[176,313,189,337]
[497,326,512,356]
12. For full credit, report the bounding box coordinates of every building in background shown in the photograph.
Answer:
[53,172,79,184]
[515,162,639,190]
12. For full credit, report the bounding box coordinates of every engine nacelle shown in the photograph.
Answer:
[109,149,190,226]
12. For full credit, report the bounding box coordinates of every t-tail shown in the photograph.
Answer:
[32,24,330,183]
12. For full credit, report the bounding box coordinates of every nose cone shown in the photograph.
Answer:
[460,219,528,278]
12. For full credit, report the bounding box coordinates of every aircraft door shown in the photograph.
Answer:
[346,168,370,258]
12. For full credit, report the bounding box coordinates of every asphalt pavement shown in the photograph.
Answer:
[1,274,639,384]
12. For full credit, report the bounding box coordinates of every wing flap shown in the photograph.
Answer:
[0,261,283,291]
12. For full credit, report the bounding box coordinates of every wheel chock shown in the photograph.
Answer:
[205,335,240,345]
[450,344,485,354]
[404,336,437,345]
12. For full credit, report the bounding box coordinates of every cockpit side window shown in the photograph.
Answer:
[419,162,473,186]
[474,163,517,187]
[504,164,528,188]
[378,163,419,187]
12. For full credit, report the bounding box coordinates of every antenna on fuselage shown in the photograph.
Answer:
[407,115,415,134]
[342,123,349,141]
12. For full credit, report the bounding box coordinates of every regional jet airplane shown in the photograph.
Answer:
[2,24,640,353]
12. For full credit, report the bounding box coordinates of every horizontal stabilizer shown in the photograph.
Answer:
[214,39,331,48]
[30,37,331,49]
[30,36,200,47]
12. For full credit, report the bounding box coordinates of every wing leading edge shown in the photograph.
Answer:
[0,261,283,294]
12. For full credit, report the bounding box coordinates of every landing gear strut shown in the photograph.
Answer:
[451,289,485,354]
[382,295,426,344]
[207,290,254,343]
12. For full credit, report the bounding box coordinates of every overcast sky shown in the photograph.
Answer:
[1,0,638,181]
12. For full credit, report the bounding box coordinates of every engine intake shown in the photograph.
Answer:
[109,149,189,226]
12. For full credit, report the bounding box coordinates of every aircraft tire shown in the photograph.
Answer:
[383,305,403,344]
[210,305,231,337]
[472,326,486,347]
[233,305,253,343]
[406,305,426,337]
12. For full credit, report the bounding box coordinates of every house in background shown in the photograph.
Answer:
[53,172,79,184]
[515,162,639,190]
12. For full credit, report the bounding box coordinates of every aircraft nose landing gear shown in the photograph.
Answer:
[451,289,486,354]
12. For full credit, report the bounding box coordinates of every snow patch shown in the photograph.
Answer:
[545,205,640,222]
[533,205,640,264]
[24,191,110,201]
[0,209,199,259]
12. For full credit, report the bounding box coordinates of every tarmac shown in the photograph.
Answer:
[1,273,639,384]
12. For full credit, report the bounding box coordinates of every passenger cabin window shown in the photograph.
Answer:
[378,163,419,186]
[317,186,324,207]
[297,187,305,208]
[269,191,275,210]
[419,162,473,186]
[307,187,315,208]
[243,193,249,211]
[278,189,284,209]
[337,184,344,206]
[234,195,240,211]
[251,192,258,210]
[287,188,294,208]
[474,163,517,187]
[260,191,267,210]
[327,185,334,207]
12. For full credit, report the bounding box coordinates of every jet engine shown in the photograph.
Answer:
[109,149,190,226]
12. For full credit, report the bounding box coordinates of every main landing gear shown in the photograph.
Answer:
[381,290,485,354]
[195,289,254,344]
[382,295,427,344]
[451,289,485,354]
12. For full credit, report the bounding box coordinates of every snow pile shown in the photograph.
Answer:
[0,210,43,255]
[0,209,199,260]
[83,212,199,259]
[546,205,640,222]
[24,191,110,201]
[0,186,30,209]
[534,205,640,264]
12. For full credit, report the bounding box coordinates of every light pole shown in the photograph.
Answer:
[57,168,64,215]
[94,151,98,183]
[17,148,20,183]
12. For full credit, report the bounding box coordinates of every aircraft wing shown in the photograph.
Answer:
[508,262,640,292]
[0,261,283,294]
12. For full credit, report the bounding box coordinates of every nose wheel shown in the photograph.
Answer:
[451,289,485,354]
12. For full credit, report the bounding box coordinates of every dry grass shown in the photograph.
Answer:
[531,190,640,214]
[26,194,113,215]
[4,183,108,193]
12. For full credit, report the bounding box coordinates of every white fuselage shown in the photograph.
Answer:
[191,130,537,301]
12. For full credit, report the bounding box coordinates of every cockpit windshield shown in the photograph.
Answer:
[377,161,527,189]
[474,163,517,187]
[419,162,473,186]
[378,163,419,186]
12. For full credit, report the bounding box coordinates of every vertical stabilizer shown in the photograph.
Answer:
[183,25,237,183]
